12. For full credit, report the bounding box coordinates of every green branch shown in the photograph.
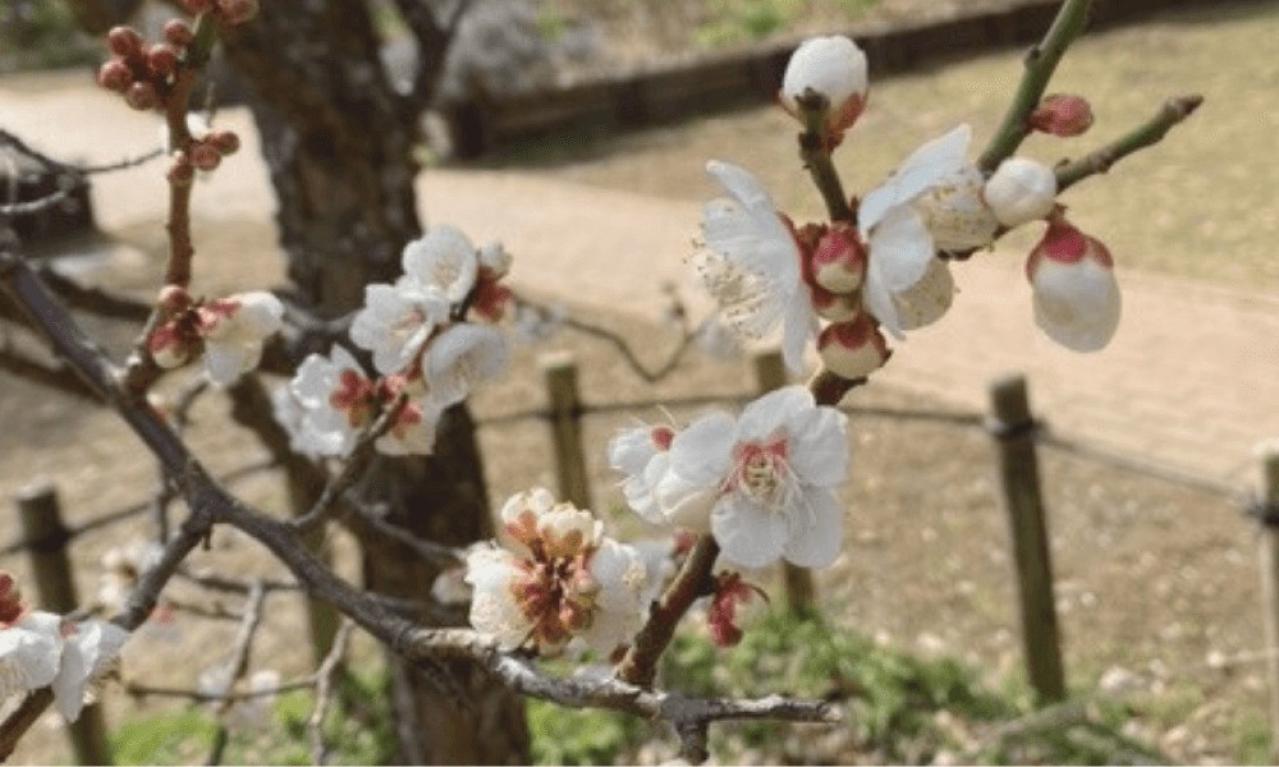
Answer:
[977,0,1094,173]
[796,92,856,224]
[1055,94,1203,192]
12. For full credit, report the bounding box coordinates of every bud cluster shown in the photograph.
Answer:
[96,23,191,111]
[168,129,241,185]
[145,286,283,387]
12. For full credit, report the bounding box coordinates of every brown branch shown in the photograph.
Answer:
[0,343,101,401]
[206,580,267,765]
[124,677,314,702]
[616,536,720,688]
[393,0,473,113]
[1055,94,1203,193]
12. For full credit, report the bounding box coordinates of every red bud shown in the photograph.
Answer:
[190,142,223,171]
[147,43,180,77]
[97,59,133,92]
[167,154,196,186]
[163,19,195,47]
[125,81,159,110]
[107,26,144,57]
[1029,94,1094,137]
[207,130,241,156]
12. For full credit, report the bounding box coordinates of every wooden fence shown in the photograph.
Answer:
[7,349,1279,754]
[445,0,1227,157]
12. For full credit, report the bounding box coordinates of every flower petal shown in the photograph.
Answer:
[783,488,845,568]
[859,124,972,234]
[712,496,788,568]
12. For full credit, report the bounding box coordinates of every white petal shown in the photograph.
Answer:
[203,340,255,386]
[608,426,660,478]
[859,125,972,233]
[1032,258,1122,352]
[464,547,531,651]
[53,620,128,722]
[425,324,509,407]
[894,257,955,331]
[711,496,787,568]
[736,386,812,443]
[789,407,849,488]
[229,292,284,336]
[783,488,845,568]
[403,226,479,303]
[654,469,717,531]
[781,288,817,374]
[291,353,336,407]
[666,411,735,487]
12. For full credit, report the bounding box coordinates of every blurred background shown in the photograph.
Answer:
[2,0,1278,764]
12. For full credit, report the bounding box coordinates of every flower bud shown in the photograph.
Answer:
[1029,94,1094,137]
[218,0,260,25]
[915,166,999,251]
[190,141,222,171]
[158,285,193,314]
[97,59,133,92]
[107,26,143,57]
[167,154,195,186]
[0,571,25,626]
[478,242,512,279]
[147,43,180,77]
[472,279,513,323]
[983,157,1057,228]
[818,313,889,379]
[810,222,866,293]
[810,285,858,322]
[148,324,193,368]
[1026,217,1120,352]
[780,36,869,136]
[163,19,195,47]
[125,81,159,111]
[207,130,241,156]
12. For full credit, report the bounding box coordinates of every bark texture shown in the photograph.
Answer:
[218,3,529,762]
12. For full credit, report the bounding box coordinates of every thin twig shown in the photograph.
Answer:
[1055,94,1203,192]
[125,677,314,703]
[977,0,1095,172]
[308,620,355,765]
[207,580,267,766]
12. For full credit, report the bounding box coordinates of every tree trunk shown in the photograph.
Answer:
[219,3,529,763]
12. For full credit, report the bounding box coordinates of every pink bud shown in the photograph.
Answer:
[190,142,222,171]
[163,19,195,47]
[97,59,133,92]
[147,43,180,77]
[810,223,866,293]
[148,323,193,368]
[218,0,259,25]
[107,26,144,57]
[810,285,858,322]
[125,81,159,111]
[817,314,889,380]
[207,130,241,156]
[1029,94,1094,137]
[471,279,512,322]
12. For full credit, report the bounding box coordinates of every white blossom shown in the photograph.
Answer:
[270,384,320,458]
[780,36,869,134]
[423,324,509,408]
[402,225,480,305]
[468,490,648,655]
[0,612,63,704]
[97,540,163,613]
[1027,219,1121,352]
[655,386,849,568]
[915,166,1000,251]
[289,345,373,457]
[984,157,1058,228]
[199,292,284,386]
[478,242,513,279]
[608,422,676,525]
[696,160,815,372]
[52,619,128,722]
[859,125,971,337]
[350,279,449,376]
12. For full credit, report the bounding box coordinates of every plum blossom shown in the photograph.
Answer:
[466,489,648,655]
[350,280,449,376]
[402,225,480,305]
[858,125,972,337]
[423,323,509,408]
[780,36,869,138]
[196,292,284,386]
[290,345,377,457]
[915,166,1000,252]
[984,157,1058,228]
[53,619,128,721]
[652,386,850,568]
[373,375,443,456]
[608,421,677,524]
[270,384,320,457]
[695,160,816,372]
[1026,217,1121,352]
[0,612,62,704]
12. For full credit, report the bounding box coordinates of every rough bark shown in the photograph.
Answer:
[217,2,529,762]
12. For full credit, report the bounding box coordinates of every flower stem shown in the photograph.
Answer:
[977,0,1094,174]
[1055,94,1203,192]
[616,535,720,688]
[796,94,855,225]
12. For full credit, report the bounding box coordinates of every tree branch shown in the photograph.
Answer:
[977,0,1094,173]
[1055,94,1203,192]
[308,620,354,765]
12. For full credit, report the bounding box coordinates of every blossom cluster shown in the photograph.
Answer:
[609,385,849,570]
[148,286,284,386]
[697,36,1121,384]
[280,226,513,457]
[465,489,649,655]
[0,572,128,722]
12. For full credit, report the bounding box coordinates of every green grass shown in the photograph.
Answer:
[0,0,99,73]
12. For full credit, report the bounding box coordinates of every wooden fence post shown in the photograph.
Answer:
[541,352,592,510]
[1254,442,1279,763]
[16,483,113,765]
[751,348,816,612]
[986,374,1066,704]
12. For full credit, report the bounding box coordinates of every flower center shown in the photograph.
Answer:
[731,438,792,508]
